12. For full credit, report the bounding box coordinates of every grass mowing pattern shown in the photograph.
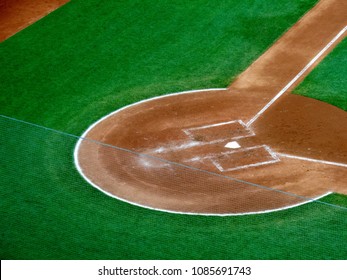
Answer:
[294,38,347,111]
[1,0,346,259]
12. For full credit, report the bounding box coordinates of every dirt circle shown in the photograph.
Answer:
[75,0,347,215]
[74,88,346,215]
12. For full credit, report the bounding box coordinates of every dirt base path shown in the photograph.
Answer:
[76,0,347,214]
[0,0,69,42]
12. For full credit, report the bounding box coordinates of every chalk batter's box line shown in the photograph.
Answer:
[148,137,246,155]
[184,145,280,172]
[148,138,227,154]
[184,145,277,161]
[212,145,280,172]
[147,120,254,155]
[182,120,255,141]
[212,158,280,172]
[264,145,280,161]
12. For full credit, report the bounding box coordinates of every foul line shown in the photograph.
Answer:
[246,25,347,127]
[68,82,347,215]
[278,153,347,168]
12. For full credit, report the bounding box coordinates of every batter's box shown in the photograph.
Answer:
[211,145,280,172]
[183,120,254,143]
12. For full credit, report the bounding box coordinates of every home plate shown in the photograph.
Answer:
[225,141,241,149]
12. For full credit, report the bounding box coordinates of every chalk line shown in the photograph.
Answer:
[210,145,280,172]
[278,153,347,168]
[246,25,347,127]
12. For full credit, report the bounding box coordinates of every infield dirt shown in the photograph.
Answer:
[0,0,69,42]
[77,0,347,214]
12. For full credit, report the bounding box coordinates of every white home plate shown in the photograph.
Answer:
[225,141,241,149]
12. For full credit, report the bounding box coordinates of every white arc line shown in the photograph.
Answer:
[278,153,347,168]
[246,25,347,127]
[72,87,338,216]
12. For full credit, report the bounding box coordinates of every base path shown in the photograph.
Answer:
[0,0,69,42]
[76,0,347,215]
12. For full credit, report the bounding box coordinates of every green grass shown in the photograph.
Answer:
[1,0,347,260]
[1,0,319,133]
[294,38,347,111]
[1,118,346,259]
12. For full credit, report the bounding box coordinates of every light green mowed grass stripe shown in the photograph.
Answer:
[1,0,347,259]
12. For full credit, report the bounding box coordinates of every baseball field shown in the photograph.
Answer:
[0,0,346,259]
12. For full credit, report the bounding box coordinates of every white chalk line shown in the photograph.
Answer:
[184,119,251,132]
[212,158,280,172]
[182,119,255,149]
[184,120,241,131]
[184,145,274,161]
[74,144,334,216]
[75,88,227,142]
[146,119,255,155]
[246,25,347,127]
[210,145,280,172]
[73,88,337,216]
[182,121,280,173]
[74,89,227,177]
[264,145,280,161]
[183,145,280,172]
[150,141,204,154]
[2,115,339,217]
[278,153,347,168]
[148,139,226,154]
[74,24,347,215]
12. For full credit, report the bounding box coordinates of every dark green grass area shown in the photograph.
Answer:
[1,118,346,260]
[294,37,347,111]
[1,0,346,259]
